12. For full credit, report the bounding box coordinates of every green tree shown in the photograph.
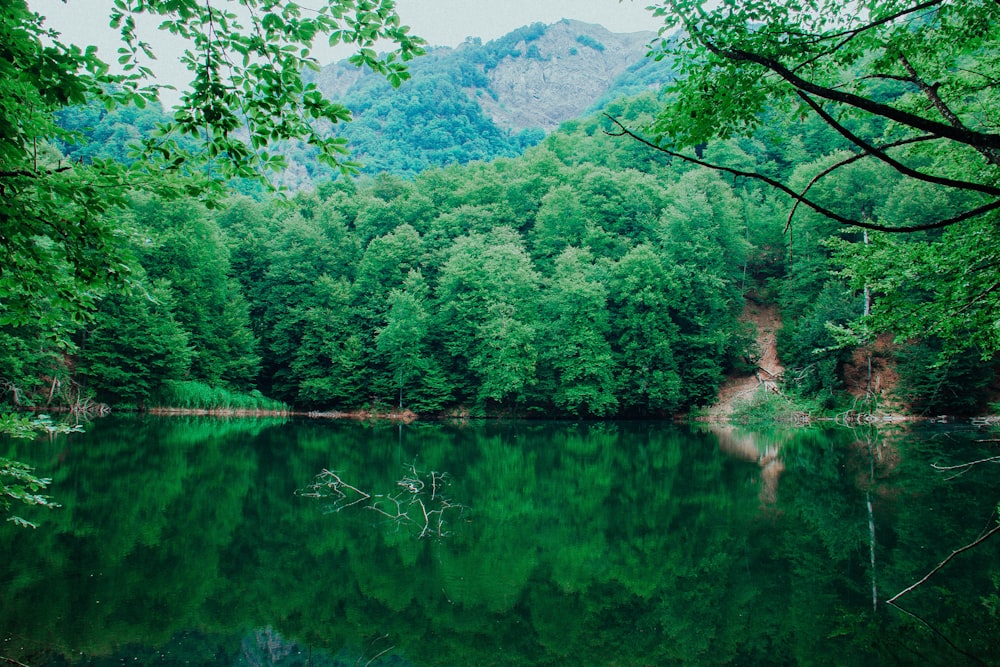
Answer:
[530,185,591,264]
[535,248,618,416]
[658,169,750,406]
[634,0,1000,359]
[76,281,193,407]
[256,212,360,402]
[0,325,74,409]
[351,223,424,329]
[131,195,260,389]
[434,229,541,409]
[375,271,452,412]
[608,244,684,414]
[292,275,366,408]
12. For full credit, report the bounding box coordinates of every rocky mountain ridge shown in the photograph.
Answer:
[459,19,660,131]
[314,19,666,133]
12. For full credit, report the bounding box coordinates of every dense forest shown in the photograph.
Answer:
[3,0,1000,422]
[5,90,998,419]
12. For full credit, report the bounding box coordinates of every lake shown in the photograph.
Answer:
[2,417,999,666]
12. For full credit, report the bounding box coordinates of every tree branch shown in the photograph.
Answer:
[791,0,944,72]
[605,115,1000,232]
[796,91,1000,197]
[0,166,73,179]
[886,519,1000,605]
[702,38,1000,152]
[898,54,1000,165]
[605,114,858,223]
[931,455,1000,480]
[784,135,937,233]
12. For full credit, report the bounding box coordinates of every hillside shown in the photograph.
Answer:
[53,21,672,186]
[315,19,661,131]
[303,19,670,178]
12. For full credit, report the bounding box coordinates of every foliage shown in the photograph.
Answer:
[152,380,288,412]
[1,0,423,328]
[75,281,193,407]
[129,195,261,389]
[110,0,425,181]
[0,413,83,440]
[640,0,1000,365]
[729,387,804,424]
[0,457,59,529]
[0,414,76,528]
[892,338,998,415]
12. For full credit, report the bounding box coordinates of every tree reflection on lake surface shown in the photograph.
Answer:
[1,417,998,666]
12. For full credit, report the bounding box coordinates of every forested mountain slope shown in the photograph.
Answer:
[301,20,668,179]
[51,20,669,186]
[315,20,661,131]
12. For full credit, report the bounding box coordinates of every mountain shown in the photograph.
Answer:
[55,21,674,186]
[466,19,663,131]
[300,19,672,178]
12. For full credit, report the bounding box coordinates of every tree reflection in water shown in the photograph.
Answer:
[0,417,997,666]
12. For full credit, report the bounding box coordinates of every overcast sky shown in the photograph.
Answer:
[30,1,661,58]
[29,0,661,104]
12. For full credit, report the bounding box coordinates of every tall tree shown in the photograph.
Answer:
[434,229,541,409]
[608,244,684,414]
[658,169,750,406]
[131,195,260,389]
[375,271,452,412]
[255,211,360,401]
[626,0,1000,358]
[535,248,618,417]
[76,281,192,407]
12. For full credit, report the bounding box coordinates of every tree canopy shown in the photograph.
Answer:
[629,0,1000,358]
[0,0,424,327]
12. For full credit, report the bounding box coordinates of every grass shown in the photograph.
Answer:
[152,380,289,412]
[730,387,808,424]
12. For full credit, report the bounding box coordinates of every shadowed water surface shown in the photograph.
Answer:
[1,417,998,666]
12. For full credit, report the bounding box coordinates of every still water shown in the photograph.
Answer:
[2,417,999,666]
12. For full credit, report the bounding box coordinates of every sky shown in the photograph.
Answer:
[27,0,662,106]
[29,0,663,100]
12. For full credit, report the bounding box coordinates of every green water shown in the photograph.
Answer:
[1,417,998,666]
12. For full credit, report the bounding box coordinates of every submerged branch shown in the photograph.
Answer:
[931,455,1000,480]
[298,465,464,539]
[0,656,33,667]
[887,519,1000,605]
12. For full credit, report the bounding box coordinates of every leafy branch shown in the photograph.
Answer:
[640,0,1000,233]
[605,114,1000,233]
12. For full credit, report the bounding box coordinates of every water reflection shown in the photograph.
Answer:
[1,418,998,666]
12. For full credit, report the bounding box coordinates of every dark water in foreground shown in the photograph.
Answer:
[1,417,999,666]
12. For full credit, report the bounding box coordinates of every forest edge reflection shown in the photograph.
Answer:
[1,417,998,666]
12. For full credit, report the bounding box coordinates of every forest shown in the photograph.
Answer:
[2,0,1000,422]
